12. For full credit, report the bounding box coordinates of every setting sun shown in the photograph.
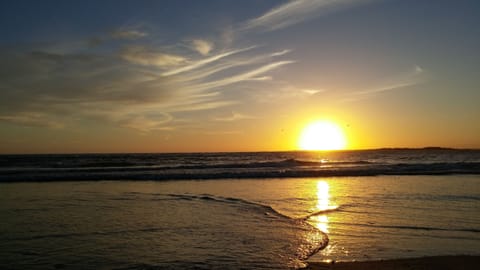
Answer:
[299,120,347,151]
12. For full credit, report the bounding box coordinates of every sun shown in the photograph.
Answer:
[299,120,347,151]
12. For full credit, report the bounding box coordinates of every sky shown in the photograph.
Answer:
[0,0,479,153]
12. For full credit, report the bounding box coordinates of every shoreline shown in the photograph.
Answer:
[306,255,480,270]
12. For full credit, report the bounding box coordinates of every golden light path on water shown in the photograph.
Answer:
[314,181,332,233]
[306,180,342,260]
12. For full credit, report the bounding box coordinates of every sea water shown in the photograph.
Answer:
[1,149,479,182]
[1,150,479,269]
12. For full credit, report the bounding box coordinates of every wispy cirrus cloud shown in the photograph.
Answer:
[111,29,148,40]
[116,112,173,132]
[0,113,64,129]
[162,46,256,76]
[251,84,326,103]
[202,130,243,135]
[342,65,427,102]
[0,32,292,132]
[356,65,426,95]
[191,39,214,55]
[3,0,341,133]
[176,49,292,84]
[270,49,291,57]
[242,0,372,32]
[213,112,256,122]
[184,60,293,93]
[120,46,187,67]
[89,27,148,47]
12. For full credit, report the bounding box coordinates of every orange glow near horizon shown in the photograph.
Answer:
[298,120,347,151]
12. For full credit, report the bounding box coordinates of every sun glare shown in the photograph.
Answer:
[299,120,346,151]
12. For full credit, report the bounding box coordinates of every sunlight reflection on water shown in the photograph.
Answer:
[311,181,335,233]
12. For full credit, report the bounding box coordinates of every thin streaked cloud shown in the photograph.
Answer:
[213,112,256,122]
[183,61,294,93]
[177,49,292,83]
[1,0,328,133]
[342,65,428,101]
[0,30,292,132]
[162,46,256,76]
[120,46,187,67]
[202,130,243,135]
[271,49,291,57]
[111,29,148,40]
[0,113,64,129]
[0,0,375,133]
[117,113,173,132]
[242,0,372,32]
[166,100,240,113]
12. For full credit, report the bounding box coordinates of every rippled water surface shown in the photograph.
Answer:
[2,149,480,181]
[1,175,479,269]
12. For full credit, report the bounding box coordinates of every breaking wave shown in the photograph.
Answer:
[1,150,480,182]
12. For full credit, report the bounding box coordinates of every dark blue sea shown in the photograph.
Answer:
[1,149,480,182]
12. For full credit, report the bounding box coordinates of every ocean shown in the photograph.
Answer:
[1,149,479,269]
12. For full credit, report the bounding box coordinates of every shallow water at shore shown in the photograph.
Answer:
[307,255,480,270]
[1,175,479,269]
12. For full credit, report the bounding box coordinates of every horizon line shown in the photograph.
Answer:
[1,147,478,156]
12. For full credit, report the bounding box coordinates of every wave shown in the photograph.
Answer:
[301,207,342,220]
[0,158,371,171]
[2,149,480,182]
[327,221,480,234]
[160,193,330,262]
[1,161,479,182]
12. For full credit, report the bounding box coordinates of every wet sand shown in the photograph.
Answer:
[307,255,480,270]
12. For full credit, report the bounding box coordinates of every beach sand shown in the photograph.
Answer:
[306,255,480,270]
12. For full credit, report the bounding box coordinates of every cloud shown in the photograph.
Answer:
[191,39,213,55]
[0,113,63,129]
[213,112,256,122]
[271,49,291,57]
[111,29,148,40]
[242,0,371,32]
[88,28,148,47]
[301,88,324,95]
[414,65,423,74]
[162,46,256,76]
[176,48,290,83]
[0,39,291,132]
[117,113,173,132]
[342,65,428,101]
[120,46,187,67]
[167,100,239,113]
[203,130,243,135]
[0,49,180,131]
[184,60,294,93]
[354,81,419,96]
[251,84,325,103]
[0,5,300,133]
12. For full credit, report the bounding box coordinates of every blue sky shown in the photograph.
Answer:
[0,0,479,153]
